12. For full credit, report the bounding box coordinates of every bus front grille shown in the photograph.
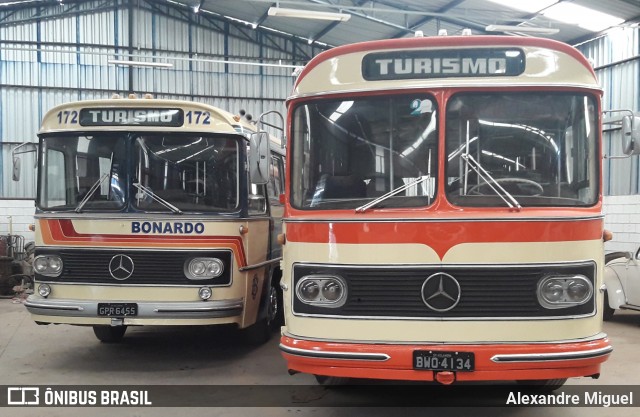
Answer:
[292,262,596,319]
[34,249,233,286]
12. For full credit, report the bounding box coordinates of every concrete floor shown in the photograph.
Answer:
[1,297,639,417]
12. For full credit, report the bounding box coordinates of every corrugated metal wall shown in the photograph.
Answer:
[577,26,640,196]
[0,0,317,199]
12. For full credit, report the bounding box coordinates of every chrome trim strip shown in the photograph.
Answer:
[282,331,609,346]
[35,247,236,254]
[293,261,597,269]
[34,213,271,221]
[288,85,603,102]
[284,215,604,224]
[239,257,282,272]
[23,301,84,311]
[290,261,597,321]
[490,346,613,363]
[25,296,244,319]
[153,299,244,313]
[291,311,596,321]
[279,344,390,361]
[35,280,232,288]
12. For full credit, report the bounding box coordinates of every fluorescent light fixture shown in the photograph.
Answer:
[108,59,173,68]
[541,3,625,32]
[485,24,559,35]
[485,0,558,14]
[268,7,351,22]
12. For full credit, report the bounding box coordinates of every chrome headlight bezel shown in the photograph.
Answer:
[184,258,224,280]
[295,275,347,308]
[33,255,63,277]
[537,275,593,309]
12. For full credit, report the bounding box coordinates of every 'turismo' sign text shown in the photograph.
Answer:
[362,48,525,80]
[79,108,184,127]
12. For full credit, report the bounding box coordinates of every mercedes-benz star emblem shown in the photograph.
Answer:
[109,254,135,280]
[421,273,461,312]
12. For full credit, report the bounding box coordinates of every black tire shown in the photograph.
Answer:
[92,325,127,343]
[314,375,350,386]
[516,378,567,392]
[603,291,615,321]
[242,284,280,345]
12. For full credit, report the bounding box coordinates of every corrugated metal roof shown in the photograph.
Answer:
[180,0,640,47]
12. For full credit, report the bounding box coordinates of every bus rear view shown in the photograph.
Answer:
[279,36,612,388]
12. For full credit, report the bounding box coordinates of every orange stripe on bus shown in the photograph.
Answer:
[285,219,603,260]
[40,219,247,267]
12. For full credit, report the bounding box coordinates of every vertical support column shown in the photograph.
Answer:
[127,0,134,94]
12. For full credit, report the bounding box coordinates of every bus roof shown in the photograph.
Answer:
[39,98,257,135]
[291,36,600,99]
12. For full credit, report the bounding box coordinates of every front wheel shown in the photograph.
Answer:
[516,378,567,392]
[241,285,280,345]
[92,325,127,343]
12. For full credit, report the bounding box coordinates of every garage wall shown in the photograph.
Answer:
[603,195,640,253]
[0,0,320,200]
[577,26,640,253]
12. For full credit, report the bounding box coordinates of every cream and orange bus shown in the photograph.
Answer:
[21,96,285,344]
[277,35,615,389]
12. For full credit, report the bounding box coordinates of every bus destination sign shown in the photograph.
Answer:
[362,48,525,80]
[79,108,184,127]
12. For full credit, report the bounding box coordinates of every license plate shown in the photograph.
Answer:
[413,350,475,372]
[97,303,138,317]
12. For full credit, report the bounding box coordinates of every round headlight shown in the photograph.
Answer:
[34,257,49,273]
[206,259,224,277]
[190,261,206,276]
[38,283,51,298]
[541,281,564,302]
[567,280,590,301]
[299,281,320,301]
[48,257,62,273]
[322,280,343,302]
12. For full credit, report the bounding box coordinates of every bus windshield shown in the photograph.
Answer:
[133,135,238,212]
[38,133,239,213]
[291,95,438,210]
[446,93,598,207]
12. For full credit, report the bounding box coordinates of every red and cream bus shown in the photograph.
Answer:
[22,96,285,344]
[278,35,613,388]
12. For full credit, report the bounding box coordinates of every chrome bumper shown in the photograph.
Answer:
[25,296,244,319]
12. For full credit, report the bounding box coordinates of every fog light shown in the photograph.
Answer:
[198,286,212,300]
[38,283,51,298]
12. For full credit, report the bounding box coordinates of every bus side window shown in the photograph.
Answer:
[45,149,66,207]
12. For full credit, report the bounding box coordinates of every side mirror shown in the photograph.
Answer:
[249,131,270,185]
[11,142,38,181]
[12,156,21,181]
[621,115,640,155]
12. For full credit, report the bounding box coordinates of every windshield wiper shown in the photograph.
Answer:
[355,175,431,213]
[460,153,522,210]
[133,182,183,214]
[75,173,109,213]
